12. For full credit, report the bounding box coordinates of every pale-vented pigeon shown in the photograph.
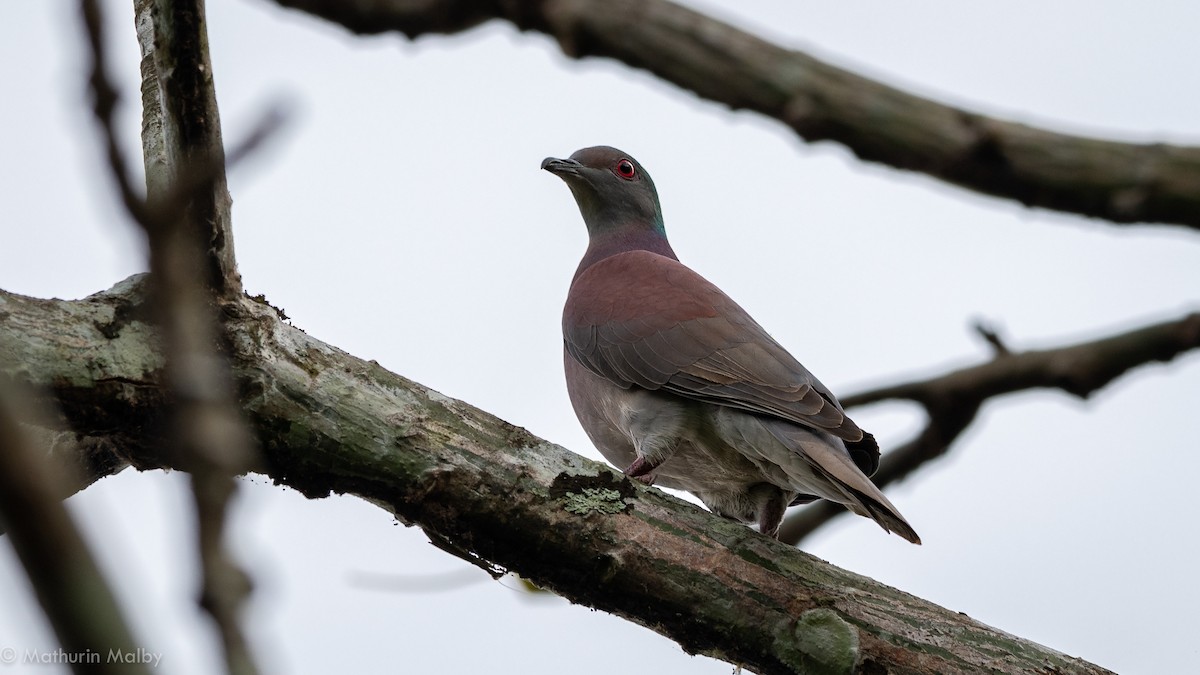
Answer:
[543,146,919,543]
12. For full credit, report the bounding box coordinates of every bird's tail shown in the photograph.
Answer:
[759,421,921,544]
[842,485,921,545]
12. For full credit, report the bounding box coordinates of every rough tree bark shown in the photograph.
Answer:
[0,278,1114,675]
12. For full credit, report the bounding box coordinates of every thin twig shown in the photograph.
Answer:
[79,0,148,223]
[973,319,1011,357]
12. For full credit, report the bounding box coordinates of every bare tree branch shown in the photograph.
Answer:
[0,277,1113,675]
[843,313,1200,408]
[263,0,1200,231]
[779,312,1200,544]
[135,0,240,297]
[0,381,148,675]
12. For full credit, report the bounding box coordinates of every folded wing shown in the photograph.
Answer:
[564,251,878,471]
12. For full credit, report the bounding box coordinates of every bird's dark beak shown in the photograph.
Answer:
[541,157,583,176]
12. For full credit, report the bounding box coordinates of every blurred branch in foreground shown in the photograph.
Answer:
[82,0,278,672]
[0,380,148,675]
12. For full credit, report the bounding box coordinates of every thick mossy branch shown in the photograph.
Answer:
[0,276,1111,675]
[265,0,1200,230]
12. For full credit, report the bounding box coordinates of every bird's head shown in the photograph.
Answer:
[542,146,665,237]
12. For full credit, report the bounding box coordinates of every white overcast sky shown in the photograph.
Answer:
[2,1,1199,673]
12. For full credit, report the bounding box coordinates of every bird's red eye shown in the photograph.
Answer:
[615,159,636,179]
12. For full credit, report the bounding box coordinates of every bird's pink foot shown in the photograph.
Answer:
[624,457,658,485]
